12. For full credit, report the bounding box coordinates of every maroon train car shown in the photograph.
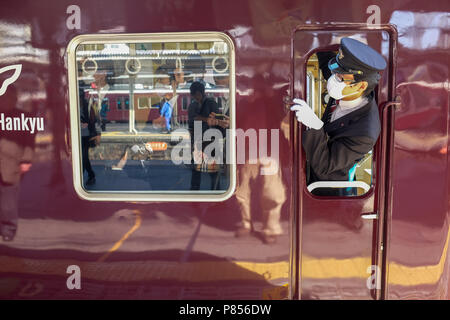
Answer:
[0,0,448,300]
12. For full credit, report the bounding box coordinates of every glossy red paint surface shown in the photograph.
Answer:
[0,0,448,300]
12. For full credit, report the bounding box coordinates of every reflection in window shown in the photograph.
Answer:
[182,96,189,111]
[75,38,232,195]
[138,97,150,109]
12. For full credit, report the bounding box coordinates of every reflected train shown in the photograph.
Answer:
[80,87,228,125]
[77,51,229,126]
[0,0,448,300]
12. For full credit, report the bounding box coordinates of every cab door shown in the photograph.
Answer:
[291,25,397,299]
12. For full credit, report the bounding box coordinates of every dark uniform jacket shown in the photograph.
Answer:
[302,92,381,184]
[79,86,103,138]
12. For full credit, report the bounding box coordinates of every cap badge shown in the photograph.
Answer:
[338,48,344,60]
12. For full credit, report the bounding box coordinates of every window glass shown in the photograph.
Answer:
[72,36,233,198]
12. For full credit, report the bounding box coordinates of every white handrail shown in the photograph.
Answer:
[307,181,371,192]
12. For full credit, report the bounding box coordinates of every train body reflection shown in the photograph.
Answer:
[0,0,448,300]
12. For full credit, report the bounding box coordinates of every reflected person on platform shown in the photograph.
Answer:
[79,61,112,186]
[189,81,220,190]
[0,85,35,242]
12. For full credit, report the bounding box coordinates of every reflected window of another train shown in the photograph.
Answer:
[138,97,150,109]
[182,96,189,111]
[71,34,234,200]
[150,96,161,109]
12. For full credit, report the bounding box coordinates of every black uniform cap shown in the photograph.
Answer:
[328,38,386,76]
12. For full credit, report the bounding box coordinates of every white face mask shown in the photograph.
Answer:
[327,74,353,100]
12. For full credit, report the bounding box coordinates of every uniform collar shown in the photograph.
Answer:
[323,94,374,133]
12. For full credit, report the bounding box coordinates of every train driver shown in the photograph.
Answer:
[290,37,386,196]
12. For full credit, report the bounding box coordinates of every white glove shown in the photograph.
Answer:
[290,98,324,130]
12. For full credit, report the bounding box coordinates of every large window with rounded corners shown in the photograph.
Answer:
[67,33,235,202]
[306,51,376,196]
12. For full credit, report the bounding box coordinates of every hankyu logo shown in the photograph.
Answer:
[0,64,22,96]
[0,113,44,134]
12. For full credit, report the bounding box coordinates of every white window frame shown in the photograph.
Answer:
[67,32,236,202]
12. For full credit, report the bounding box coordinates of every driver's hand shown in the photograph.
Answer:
[290,98,324,130]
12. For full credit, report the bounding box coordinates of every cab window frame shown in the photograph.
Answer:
[305,49,377,198]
